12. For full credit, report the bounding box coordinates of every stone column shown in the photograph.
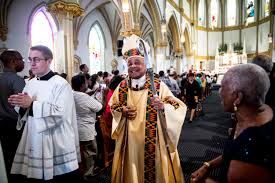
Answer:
[175,49,183,74]
[47,0,83,81]
[155,42,167,73]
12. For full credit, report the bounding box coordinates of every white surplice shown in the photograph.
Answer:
[11,75,80,180]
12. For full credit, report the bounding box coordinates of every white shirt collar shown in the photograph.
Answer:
[131,75,146,89]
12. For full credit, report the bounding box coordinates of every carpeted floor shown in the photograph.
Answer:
[87,90,232,183]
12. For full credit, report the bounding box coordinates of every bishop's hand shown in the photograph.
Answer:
[150,96,164,110]
[122,106,137,120]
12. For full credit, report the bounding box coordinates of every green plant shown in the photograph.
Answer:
[233,42,243,53]
[218,44,227,53]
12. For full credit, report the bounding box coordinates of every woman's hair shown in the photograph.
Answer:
[109,75,124,90]
[223,64,270,106]
[90,74,98,89]
[71,74,86,91]
[0,50,21,66]
[251,54,273,73]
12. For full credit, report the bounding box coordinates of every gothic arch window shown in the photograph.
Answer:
[89,23,105,74]
[245,0,255,24]
[227,0,237,26]
[30,6,57,54]
[210,0,218,28]
[264,0,270,17]
[198,0,205,26]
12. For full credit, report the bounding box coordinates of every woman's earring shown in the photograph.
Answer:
[233,103,238,112]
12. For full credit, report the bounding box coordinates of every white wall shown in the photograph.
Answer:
[242,27,257,53]
[1,0,49,76]
[208,32,222,56]
[75,9,113,74]
[224,30,240,46]
[197,30,207,56]
[258,22,270,52]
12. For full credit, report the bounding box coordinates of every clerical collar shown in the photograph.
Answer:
[37,70,55,81]
[131,75,146,90]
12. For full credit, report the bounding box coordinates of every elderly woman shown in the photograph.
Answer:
[191,64,274,183]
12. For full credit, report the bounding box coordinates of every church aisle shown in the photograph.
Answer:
[87,90,232,183]
[179,90,231,182]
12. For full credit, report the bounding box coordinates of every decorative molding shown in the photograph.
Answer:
[120,28,142,37]
[167,0,191,22]
[174,48,183,54]
[47,0,84,17]
[0,26,8,41]
[195,16,270,32]
[195,55,215,60]
[0,0,13,41]
[156,41,168,47]
[247,53,256,58]
[194,51,271,60]
[73,39,78,50]
[186,53,193,57]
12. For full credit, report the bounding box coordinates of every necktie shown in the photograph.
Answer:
[136,84,138,89]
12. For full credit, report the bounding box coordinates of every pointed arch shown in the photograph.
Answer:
[88,22,105,73]
[168,13,180,52]
[183,28,191,56]
[143,0,162,46]
[28,4,58,70]
[28,5,58,50]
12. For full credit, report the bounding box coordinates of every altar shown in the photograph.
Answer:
[214,43,247,74]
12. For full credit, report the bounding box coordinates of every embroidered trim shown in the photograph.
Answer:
[163,97,180,109]
[15,150,76,160]
[124,48,144,58]
[144,74,160,183]
[116,73,160,183]
[13,158,77,169]
[111,103,123,112]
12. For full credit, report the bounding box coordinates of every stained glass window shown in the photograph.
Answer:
[227,0,236,26]
[264,0,270,17]
[31,7,57,53]
[246,0,255,24]
[198,0,205,26]
[210,0,218,28]
[89,24,105,74]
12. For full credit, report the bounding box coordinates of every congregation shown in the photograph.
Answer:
[0,36,275,183]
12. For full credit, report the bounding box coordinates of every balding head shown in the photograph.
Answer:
[223,64,270,106]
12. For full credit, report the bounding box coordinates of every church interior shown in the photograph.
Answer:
[0,0,274,183]
[0,0,274,77]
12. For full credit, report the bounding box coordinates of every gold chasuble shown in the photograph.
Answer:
[110,74,187,183]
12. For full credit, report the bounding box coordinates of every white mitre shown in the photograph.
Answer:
[122,34,150,60]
